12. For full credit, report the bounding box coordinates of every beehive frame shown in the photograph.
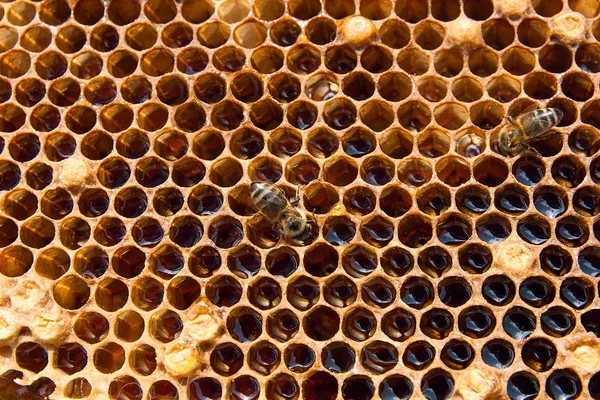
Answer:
[0,0,600,398]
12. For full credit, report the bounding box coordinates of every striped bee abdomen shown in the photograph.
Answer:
[250,182,289,222]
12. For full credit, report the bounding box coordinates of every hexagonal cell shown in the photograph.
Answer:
[395,0,428,22]
[468,47,498,77]
[397,48,430,78]
[379,19,411,49]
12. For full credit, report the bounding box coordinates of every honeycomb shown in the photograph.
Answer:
[1,0,600,398]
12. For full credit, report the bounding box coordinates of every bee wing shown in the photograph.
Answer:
[513,103,541,125]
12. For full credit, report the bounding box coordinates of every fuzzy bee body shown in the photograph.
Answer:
[497,107,563,157]
[250,182,311,242]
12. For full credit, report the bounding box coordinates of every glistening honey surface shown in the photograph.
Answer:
[0,0,600,399]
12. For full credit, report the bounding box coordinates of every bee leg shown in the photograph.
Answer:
[310,208,316,223]
[521,142,541,156]
[507,116,516,125]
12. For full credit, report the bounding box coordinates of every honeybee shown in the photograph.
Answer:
[250,181,313,243]
[497,107,563,157]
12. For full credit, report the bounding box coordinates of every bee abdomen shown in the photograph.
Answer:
[250,182,288,221]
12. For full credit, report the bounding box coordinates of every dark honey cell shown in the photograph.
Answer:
[545,369,581,400]
[149,244,184,280]
[210,343,244,377]
[381,247,414,278]
[360,216,394,248]
[114,310,144,342]
[342,127,375,158]
[98,158,131,189]
[579,246,600,277]
[436,213,471,246]
[420,369,454,400]
[495,184,530,215]
[418,246,452,278]
[456,184,491,216]
[438,277,472,307]
[513,155,546,186]
[302,371,338,400]
[503,307,536,340]
[41,188,73,220]
[130,344,157,376]
[149,309,183,343]
[341,245,377,278]
[230,375,260,400]
[131,276,164,311]
[208,217,244,249]
[397,214,433,248]
[322,342,355,373]
[341,376,374,400]
[521,338,556,372]
[324,275,357,308]
[287,275,320,311]
[94,217,126,247]
[78,188,109,217]
[248,341,281,376]
[381,308,416,343]
[266,373,299,400]
[361,340,399,374]
[482,339,514,370]
[476,214,512,244]
[322,216,356,246]
[73,246,108,278]
[551,155,586,188]
[403,341,435,371]
[167,276,201,310]
[533,186,568,218]
[191,131,225,161]
[304,305,339,341]
[379,374,413,400]
[306,128,338,158]
[573,186,600,217]
[556,216,589,247]
[206,276,242,307]
[169,216,203,249]
[284,343,315,373]
[400,277,434,310]
[148,381,178,400]
[249,277,282,310]
[421,308,454,339]
[25,163,52,190]
[267,309,299,343]
[227,307,263,343]
[590,372,600,400]
[95,277,129,312]
[519,276,555,308]
[56,342,88,375]
[5,189,38,220]
[507,371,540,400]
[131,218,164,248]
[299,243,337,276]
[9,132,40,162]
[188,246,221,279]
[540,245,573,276]
[560,277,594,310]
[582,309,600,337]
[16,342,48,373]
[417,184,450,216]
[541,306,575,337]
[108,376,142,400]
[227,246,261,279]
[440,339,474,370]
[265,247,299,278]
[342,307,376,342]
[361,277,396,309]
[343,186,376,216]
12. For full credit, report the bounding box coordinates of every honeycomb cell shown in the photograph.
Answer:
[479,276,514,312]
[343,72,375,101]
[361,340,398,374]
[503,307,536,340]
[35,247,69,279]
[545,370,582,400]
[421,308,454,339]
[53,275,91,310]
[16,342,48,373]
[462,243,493,273]
[495,184,530,215]
[418,246,452,278]
[94,217,126,247]
[251,46,284,75]
[507,371,540,400]
[441,340,474,370]
[95,277,129,312]
[435,156,470,187]
[131,277,164,312]
[482,339,515,370]
[94,342,125,374]
[468,47,498,77]
[73,246,108,278]
[342,306,376,341]
[189,377,222,400]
